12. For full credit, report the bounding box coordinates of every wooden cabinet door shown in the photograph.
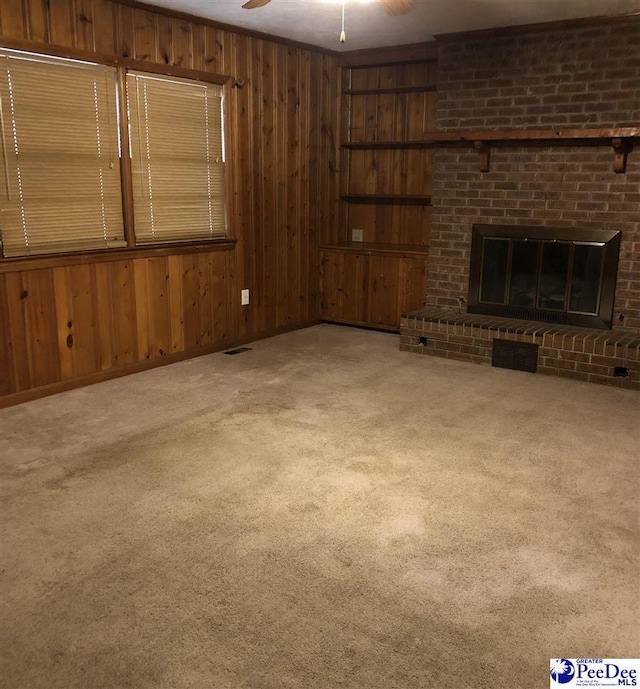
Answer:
[320,251,367,324]
[367,255,427,329]
[367,255,401,328]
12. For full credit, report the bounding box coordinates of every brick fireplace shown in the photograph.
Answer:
[400,18,640,389]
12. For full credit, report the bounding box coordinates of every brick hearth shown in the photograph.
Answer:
[400,308,640,390]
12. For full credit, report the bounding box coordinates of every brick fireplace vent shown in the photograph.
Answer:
[492,339,538,373]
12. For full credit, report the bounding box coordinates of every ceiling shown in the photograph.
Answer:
[135,0,639,52]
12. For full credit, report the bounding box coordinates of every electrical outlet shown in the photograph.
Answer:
[351,229,364,242]
[241,289,250,306]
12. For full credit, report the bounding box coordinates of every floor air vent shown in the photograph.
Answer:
[492,339,538,373]
[224,347,253,355]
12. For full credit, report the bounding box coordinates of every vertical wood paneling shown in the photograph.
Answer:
[260,40,277,332]
[108,261,137,366]
[52,264,100,379]
[246,37,262,335]
[115,1,134,57]
[172,20,192,68]
[190,23,205,71]
[0,274,13,395]
[308,52,322,314]
[299,49,311,320]
[93,262,115,370]
[48,0,75,47]
[3,273,30,391]
[155,12,172,64]
[74,0,94,51]
[196,252,212,346]
[0,0,339,402]
[145,256,171,358]
[21,270,60,387]
[167,255,185,353]
[285,47,300,326]
[91,0,115,54]
[224,249,238,339]
[181,255,200,351]
[0,0,24,39]
[132,8,157,62]
[132,258,150,360]
[212,252,229,341]
[24,0,47,42]
[276,44,288,328]
[203,24,224,73]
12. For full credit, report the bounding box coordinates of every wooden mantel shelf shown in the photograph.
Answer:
[427,126,640,142]
[343,126,640,173]
[340,193,431,206]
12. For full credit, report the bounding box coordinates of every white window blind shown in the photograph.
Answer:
[0,50,124,257]
[126,72,226,245]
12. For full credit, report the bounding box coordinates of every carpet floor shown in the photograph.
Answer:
[1,324,638,689]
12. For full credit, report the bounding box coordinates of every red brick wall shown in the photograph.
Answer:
[429,19,640,330]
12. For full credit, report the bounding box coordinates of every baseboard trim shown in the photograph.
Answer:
[0,320,321,409]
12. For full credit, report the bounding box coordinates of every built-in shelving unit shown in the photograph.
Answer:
[337,58,436,248]
[320,56,435,331]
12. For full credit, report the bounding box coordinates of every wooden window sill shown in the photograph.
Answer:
[0,239,237,273]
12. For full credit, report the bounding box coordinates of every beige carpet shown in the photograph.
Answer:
[1,324,638,689]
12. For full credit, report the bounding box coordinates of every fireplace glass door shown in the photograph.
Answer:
[469,225,621,329]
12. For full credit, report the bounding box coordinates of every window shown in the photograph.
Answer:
[0,49,229,259]
[0,50,124,257]
[126,72,226,245]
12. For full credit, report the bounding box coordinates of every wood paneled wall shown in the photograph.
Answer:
[0,0,340,404]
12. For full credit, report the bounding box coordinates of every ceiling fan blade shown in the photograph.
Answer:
[242,0,271,8]
[378,0,414,16]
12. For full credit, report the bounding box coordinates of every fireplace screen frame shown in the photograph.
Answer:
[468,224,621,329]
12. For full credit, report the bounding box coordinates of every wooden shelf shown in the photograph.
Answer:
[341,127,639,172]
[343,141,437,150]
[340,194,432,206]
[343,85,437,96]
[320,242,429,257]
